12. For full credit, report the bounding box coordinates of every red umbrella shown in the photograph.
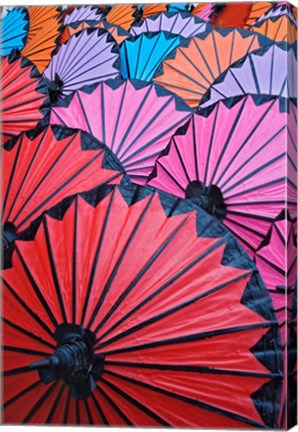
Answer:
[50,79,192,184]
[148,96,297,256]
[2,184,282,427]
[1,52,49,145]
[2,125,125,268]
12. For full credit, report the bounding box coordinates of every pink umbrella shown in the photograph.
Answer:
[255,212,297,428]
[50,80,192,184]
[147,96,297,256]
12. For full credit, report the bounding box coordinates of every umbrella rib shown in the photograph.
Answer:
[153,160,187,194]
[80,190,115,327]
[90,390,109,424]
[76,400,80,424]
[2,366,32,377]
[226,176,287,200]
[3,276,54,336]
[104,360,281,379]
[46,384,65,424]
[94,213,190,336]
[110,80,128,152]
[63,390,71,424]
[72,198,78,324]
[5,128,48,224]
[104,370,267,429]
[97,268,252,349]
[97,386,133,425]
[228,30,236,68]
[3,380,42,409]
[3,345,51,357]
[193,36,215,83]
[220,126,286,191]
[173,135,192,184]
[77,91,92,134]
[84,399,94,425]
[99,376,170,426]
[14,246,59,328]
[87,192,156,330]
[3,318,55,350]
[204,103,220,185]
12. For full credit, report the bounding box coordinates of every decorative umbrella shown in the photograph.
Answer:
[191,3,215,21]
[60,20,129,45]
[0,7,28,56]
[64,5,102,25]
[43,28,120,101]
[250,16,297,44]
[200,43,297,109]
[210,2,272,28]
[154,28,271,108]
[21,6,63,73]
[2,183,282,427]
[130,11,208,38]
[1,52,49,145]
[147,96,297,256]
[120,32,182,82]
[2,125,125,268]
[50,79,192,184]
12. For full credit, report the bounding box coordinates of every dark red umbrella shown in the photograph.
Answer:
[2,184,282,427]
[2,125,125,268]
[1,52,49,145]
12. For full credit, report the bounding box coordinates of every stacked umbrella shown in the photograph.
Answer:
[1,3,296,429]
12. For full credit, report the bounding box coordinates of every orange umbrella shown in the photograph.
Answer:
[21,6,63,73]
[141,4,168,19]
[100,5,136,31]
[154,28,269,108]
[211,2,272,29]
[250,15,297,44]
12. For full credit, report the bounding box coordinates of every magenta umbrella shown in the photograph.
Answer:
[147,96,297,256]
[50,79,192,184]
[255,212,297,428]
[200,43,297,109]
[130,11,209,38]
[43,28,120,100]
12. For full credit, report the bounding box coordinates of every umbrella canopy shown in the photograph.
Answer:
[250,16,297,45]
[130,11,208,38]
[191,3,215,21]
[200,43,297,108]
[0,7,29,56]
[210,2,272,28]
[120,32,182,82]
[60,20,129,45]
[2,125,125,268]
[50,79,192,184]
[154,28,270,108]
[64,5,103,25]
[147,96,297,256]
[21,6,63,73]
[138,4,168,19]
[1,53,48,145]
[101,5,137,31]
[43,28,120,101]
[255,213,296,348]
[2,183,282,427]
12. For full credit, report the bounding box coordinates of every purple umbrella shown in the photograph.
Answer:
[43,28,120,100]
[130,11,209,38]
[200,43,297,108]
[64,5,103,25]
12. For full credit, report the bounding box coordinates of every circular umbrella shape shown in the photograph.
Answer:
[147,96,297,256]
[154,28,270,108]
[130,11,208,38]
[60,20,129,45]
[2,125,125,268]
[120,32,182,82]
[2,183,282,427]
[64,5,103,25]
[1,52,49,145]
[211,2,272,28]
[50,79,192,184]
[0,7,29,56]
[191,3,215,21]
[21,6,63,73]
[250,16,297,44]
[43,28,120,101]
[200,43,297,109]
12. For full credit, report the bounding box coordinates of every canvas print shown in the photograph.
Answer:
[0,2,297,429]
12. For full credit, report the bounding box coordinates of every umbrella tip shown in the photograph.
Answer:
[29,356,59,370]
